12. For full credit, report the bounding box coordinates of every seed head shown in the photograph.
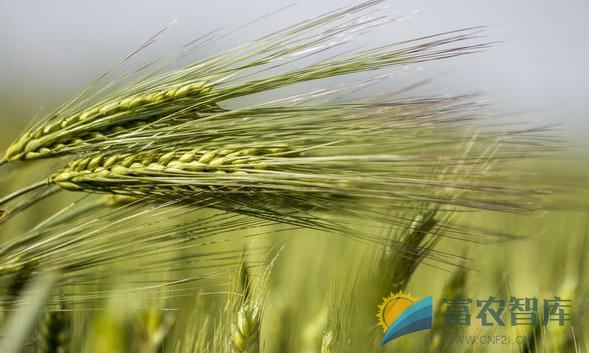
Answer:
[231,304,261,353]
[5,81,212,161]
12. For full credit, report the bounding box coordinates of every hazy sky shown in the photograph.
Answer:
[0,0,587,137]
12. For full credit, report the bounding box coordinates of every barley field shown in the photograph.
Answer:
[0,1,587,352]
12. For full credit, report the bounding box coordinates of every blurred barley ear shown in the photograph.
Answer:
[133,310,175,353]
[320,330,334,353]
[39,301,70,353]
[521,317,543,353]
[380,207,441,293]
[430,265,468,352]
[0,271,57,353]
[4,262,37,308]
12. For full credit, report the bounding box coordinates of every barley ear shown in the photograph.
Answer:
[231,304,261,353]
[381,207,440,293]
[39,302,70,353]
[230,251,278,353]
[231,265,260,353]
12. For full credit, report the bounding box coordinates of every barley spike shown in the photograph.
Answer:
[5,81,212,161]
[231,304,261,353]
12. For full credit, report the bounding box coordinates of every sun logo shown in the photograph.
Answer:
[376,291,433,345]
[377,291,418,331]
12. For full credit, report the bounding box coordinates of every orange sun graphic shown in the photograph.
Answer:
[377,291,418,332]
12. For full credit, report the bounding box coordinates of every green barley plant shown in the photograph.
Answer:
[230,255,274,353]
[0,115,555,245]
[0,197,274,306]
[1,0,489,165]
[165,256,270,353]
[0,1,581,353]
[0,0,553,221]
[0,1,556,260]
[0,97,553,227]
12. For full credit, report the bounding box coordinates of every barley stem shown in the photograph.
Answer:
[0,180,49,208]
[0,185,60,225]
